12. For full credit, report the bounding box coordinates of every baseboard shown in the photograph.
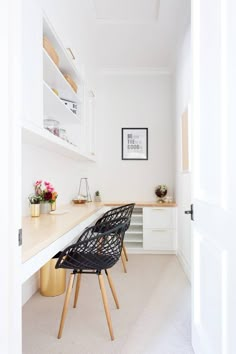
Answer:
[177,250,191,282]
[22,272,40,305]
[126,249,177,255]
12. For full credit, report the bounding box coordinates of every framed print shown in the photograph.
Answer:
[122,128,148,160]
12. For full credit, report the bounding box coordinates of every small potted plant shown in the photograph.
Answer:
[155,184,168,203]
[28,194,42,217]
[94,190,101,202]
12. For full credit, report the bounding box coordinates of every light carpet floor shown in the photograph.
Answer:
[22,255,194,354]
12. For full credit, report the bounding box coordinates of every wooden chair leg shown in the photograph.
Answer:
[123,244,128,261]
[121,249,127,273]
[98,273,115,341]
[73,273,81,308]
[105,269,119,309]
[57,273,75,339]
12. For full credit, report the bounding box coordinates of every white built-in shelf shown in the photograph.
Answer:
[43,15,82,83]
[43,82,80,124]
[125,239,143,243]
[124,232,143,242]
[25,13,96,162]
[130,222,143,226]
[125,207,143,251]
[22,122,95,162]
[124,242,143,250]
[126,230,143,235]
[43,49,80,103]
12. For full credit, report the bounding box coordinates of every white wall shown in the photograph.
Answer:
[39,0,176,202]
[22,143,93,215]
[22,72,175,210]
[22,71,175,301]
[22,143,94,303]
[88,71,175,202]
[174,26,191,279]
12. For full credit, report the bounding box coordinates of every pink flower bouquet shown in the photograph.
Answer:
[34,180,58,203]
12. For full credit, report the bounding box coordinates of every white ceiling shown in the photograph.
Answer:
[42,0,190,73]
[93,0,160,23]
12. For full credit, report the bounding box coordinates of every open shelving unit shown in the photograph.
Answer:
[42,13,83,149]
[124,207,143,250]
[21,10,96,161]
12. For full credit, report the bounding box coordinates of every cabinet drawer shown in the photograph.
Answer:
[143,207,175,229]
[143,229,176,251]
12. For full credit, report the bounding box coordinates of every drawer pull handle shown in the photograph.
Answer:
[151,229,168,232]
[151,208,165,211]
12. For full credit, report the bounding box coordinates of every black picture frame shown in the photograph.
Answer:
[121,128,148,160]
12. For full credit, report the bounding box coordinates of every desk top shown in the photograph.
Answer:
[22,202,103,263]
[103,201,177,207]
[22,201,176,263]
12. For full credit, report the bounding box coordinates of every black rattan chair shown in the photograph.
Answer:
[56,217,128,340]
[95,203,135,272]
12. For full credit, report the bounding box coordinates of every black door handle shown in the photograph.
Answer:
[184,204,194,221]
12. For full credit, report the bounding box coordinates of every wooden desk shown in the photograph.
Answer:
[22,203,106,283]
[22,201,177,283]
[103,201,176,207]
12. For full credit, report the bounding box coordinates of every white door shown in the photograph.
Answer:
[0,0,22,353]
[192,0,236,353]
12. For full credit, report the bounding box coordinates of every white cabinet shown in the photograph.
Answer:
[143,207,175,229]
[143,207,176,252]
[143,229,176,251]
[42,14,83,151]
[123,206,177,253]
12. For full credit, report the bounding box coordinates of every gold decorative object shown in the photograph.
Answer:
[30,204,40,217]
[51,201,56,211]
[72,199,86,204]
[40,257,66,297]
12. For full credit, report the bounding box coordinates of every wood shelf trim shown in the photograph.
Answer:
[104,202,177,207]
[43,49,81,103]
[43,14,82,82]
